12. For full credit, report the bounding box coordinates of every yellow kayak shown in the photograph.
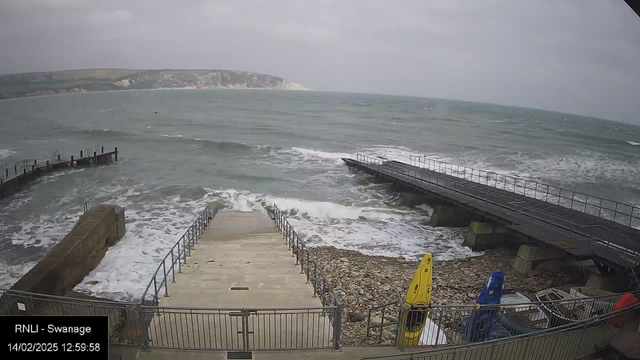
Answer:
[402,252,433,346]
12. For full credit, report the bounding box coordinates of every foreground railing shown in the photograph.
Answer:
[144,305,337,350]
[407,155,640,229]
[367,292,639,347]
[0,288,338,351]
[364,302,640,360]
[0,288,144,346]
[140,206,217,305]
[367,290,638,348]
[353,154,640,263]
[271,204,342,350]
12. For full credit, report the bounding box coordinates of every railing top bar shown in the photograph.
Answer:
[369,288,639,311]
[0,287,139,306]
[142,305,338,311]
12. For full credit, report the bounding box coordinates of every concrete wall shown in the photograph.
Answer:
[2,204,125,314]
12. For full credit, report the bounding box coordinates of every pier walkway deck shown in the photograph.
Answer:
[343,155,640,273]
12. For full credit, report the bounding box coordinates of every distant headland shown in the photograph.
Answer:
[0,69,311,100]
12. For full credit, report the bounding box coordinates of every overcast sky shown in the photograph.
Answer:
[1,0,639,123]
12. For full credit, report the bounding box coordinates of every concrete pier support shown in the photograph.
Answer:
[512,245,567,275]
[463,221,510,251]
[429,205,481,227]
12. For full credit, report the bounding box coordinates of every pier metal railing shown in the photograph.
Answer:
[354,154,640,266]
[366,290,637,348]
[271,204,343,350]
[364,301,640,360]
[139,206,217,305]
[407,155,640,229]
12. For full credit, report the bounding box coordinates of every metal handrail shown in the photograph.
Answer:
[271,204,341,308]
[366,290,638,345]
[365,301,640,359]
[271,204,343,349]
[354,154,640,264]
[139,206,217,304]
[407,155,640,228]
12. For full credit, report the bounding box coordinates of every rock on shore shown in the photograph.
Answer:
[310,246,592,346]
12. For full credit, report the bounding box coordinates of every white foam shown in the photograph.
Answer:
[73,187,274,301]
[364,146,640,194]
[504,150,640,184]
[626,140,640,146]
[286,147,352,165]
[6,210,84,248]
[265,195,418,221]
[361,145,423,163]
[0,261,38,289]
[0,149,16,160]
[39,168,86,184]
[74,186,222,301]
[266,195,481,261]
[160,134,183,138]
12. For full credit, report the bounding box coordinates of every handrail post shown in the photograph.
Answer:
[306,250,311,283]
[333,302,342,350]
[187,226,191,256]
[291,233,295,257]
[182,235,188,264]
[177,241,183,270]
[397,307,406,350]
[313,261,318,297]
[163,261,169,297]
[138,305,149,351]
[295,234,299,262]
[171,250,176,282]
[153,277,158,306]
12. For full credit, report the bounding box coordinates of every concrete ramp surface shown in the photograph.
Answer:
[148,210,334,350]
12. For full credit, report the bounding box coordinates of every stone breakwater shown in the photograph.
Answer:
[309,246,592,346]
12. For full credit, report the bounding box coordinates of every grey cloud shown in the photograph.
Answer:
[0,0,639,123]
